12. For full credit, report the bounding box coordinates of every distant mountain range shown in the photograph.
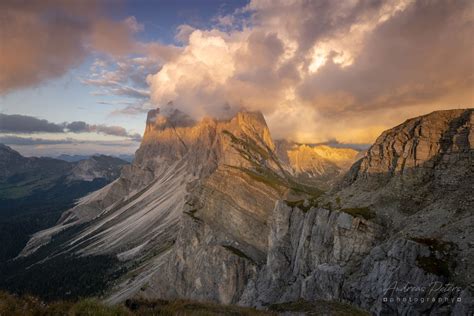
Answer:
[0,145,128,263]
[55,153,135,163]
[0,108,472,315]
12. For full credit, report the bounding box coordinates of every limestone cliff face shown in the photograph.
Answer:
[239,201,382,307]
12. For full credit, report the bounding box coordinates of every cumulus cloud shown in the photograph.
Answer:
[147,0,474,144]
[0,0,147,95]
[0,113,141,141]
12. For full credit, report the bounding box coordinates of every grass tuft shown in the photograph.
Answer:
[284,198,319,213]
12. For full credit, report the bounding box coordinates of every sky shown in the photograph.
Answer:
[0,0,473,157]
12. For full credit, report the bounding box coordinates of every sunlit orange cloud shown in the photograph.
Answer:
[146,0,473,144]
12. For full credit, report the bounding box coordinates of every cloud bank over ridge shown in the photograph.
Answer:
[147,0,473,143]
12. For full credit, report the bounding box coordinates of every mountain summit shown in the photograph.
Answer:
[19,109,293,265]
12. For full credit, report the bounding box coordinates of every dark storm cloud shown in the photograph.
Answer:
[0,114,64,133]
[0,113,141,141]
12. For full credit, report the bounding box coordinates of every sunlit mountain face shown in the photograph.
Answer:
[0,0,473,315]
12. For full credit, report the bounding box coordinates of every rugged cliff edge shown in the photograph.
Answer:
[236,109,472,315]
[16,108,473,315]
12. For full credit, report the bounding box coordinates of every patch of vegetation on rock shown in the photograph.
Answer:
[415,256,451,278]
[409,237,455,254]
[284,197,319,212]
[409,236,457,278]
[340,207,375,220]
[223,130,323,198]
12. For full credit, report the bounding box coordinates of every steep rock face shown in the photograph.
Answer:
[104,110,294,304]
[241,200,472,314]
[239,201,381,307]
[131,165,284,304]
[342,238,471,315]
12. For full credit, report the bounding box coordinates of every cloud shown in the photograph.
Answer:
[0,1,89,94]
[0,113,141,140]
[65,121,142,140]
[0,114,64,133]
[81,56,167,103]
[90,16,144,56]
[147,0,473,144]
[0,0,146,95]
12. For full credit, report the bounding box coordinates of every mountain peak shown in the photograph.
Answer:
[235,111,266,128]
[344,108,473,187]
[145,108,196,132]
[0,144,24,167]
[138,108,275,174]
[0,143,21,156]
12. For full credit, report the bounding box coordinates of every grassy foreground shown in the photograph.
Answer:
[0,292,270,316]
[0,291,369,315]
